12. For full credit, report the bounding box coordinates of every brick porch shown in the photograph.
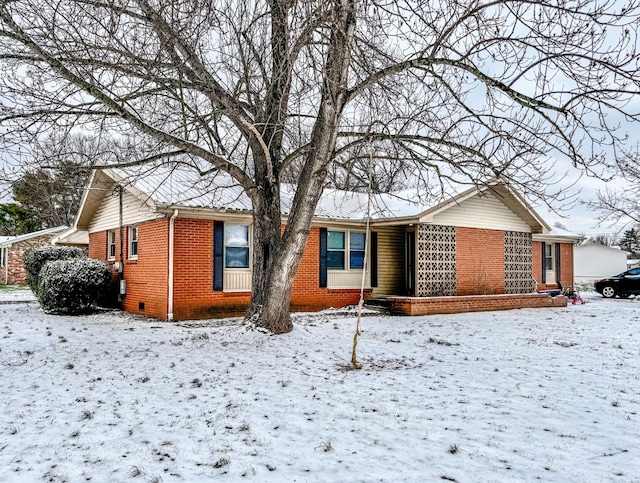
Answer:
[387,293,568,316]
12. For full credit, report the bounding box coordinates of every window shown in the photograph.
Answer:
[0,247,7,267]
[328,230,366,270]
[350,232,366,269]
[225,224,249,268]
[128,226,138,259]
[327,231,345,269]
[544,243,553,271]
[108,230,116,260]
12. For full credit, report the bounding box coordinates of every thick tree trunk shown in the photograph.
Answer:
[245,185,326,334]
[245,239,297,334]
[244,182,297,334]
[244,0,357,334]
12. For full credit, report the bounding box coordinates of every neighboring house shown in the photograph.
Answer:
[59,167,582,320]
[574,243,628,285]
[0,226,68,285]
[51,227,89,247]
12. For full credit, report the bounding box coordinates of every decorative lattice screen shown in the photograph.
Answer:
[504,231,533,294]
[417,224,457,296]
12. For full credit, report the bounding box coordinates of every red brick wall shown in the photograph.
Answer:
[559,243,574,288]
[88,231,107,259]
[532,241,574,291]
[290,226,365,312]
[455,227,505,295]
[122,219,169,319]
[171,222,363,320]
[91,219,169,319]
[171,218,238,320]
[2,234,60,285]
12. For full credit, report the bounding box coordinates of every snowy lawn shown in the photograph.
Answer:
[1,293,639,483]
[0,285,36,303]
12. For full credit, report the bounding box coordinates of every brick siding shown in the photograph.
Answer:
[388,293,568,316]
[559,242,574,288]
[532,241,575,291]
[171,222,364,320]
[88,217,575,321]
[122,218,170,319]
[290,226,366,312]
[2,234,60,285]
[91,220,366,320]
[455,227,505,295]
[91,219,169,319]
[88,231,108,259]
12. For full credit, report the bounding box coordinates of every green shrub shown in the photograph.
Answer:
[37,258,111,314]
[23,246,86,291]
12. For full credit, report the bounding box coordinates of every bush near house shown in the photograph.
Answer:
[36,258,111,314]
[23,246,86,291]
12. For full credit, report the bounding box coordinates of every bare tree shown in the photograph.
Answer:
[553,221,567,230]
[589,144,640,227]
[1,1,639,333]
[586,234,618,246]
[6,133,92,228]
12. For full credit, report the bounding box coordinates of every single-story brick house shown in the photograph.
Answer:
[58,167,581,320]
[0,226,68,285]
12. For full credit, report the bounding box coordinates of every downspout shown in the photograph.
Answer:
[117,185,125,303]
[4,246,8,285]
[167,209,179,321]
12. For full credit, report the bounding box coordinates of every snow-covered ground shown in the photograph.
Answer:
[0,285,36,303]
[1,292,639,483]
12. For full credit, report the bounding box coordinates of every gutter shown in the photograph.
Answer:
[156,204,421,228]
[167,209,179,321]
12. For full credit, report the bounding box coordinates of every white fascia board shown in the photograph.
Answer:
[532,233,583,244]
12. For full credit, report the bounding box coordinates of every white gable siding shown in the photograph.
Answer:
[88,190,163,233]
[426,192,531,232]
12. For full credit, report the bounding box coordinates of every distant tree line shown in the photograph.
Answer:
[0,134,91,236]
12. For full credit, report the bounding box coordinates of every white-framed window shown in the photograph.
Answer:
[327,231,346,269]
[224,224,250,269]
[0,247,7,267]
[328,230,366,270]
[108,230,116,260]
[128,226,138,260]
[349,232,366,269]
[544,243,554,271]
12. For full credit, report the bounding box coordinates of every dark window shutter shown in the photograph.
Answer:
[541,242,547,284]
[555,243,561,283]
[319,228,327,288]
[213,221,224,291]
[370,231,378,288]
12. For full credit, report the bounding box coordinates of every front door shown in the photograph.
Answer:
[405,230,415,296]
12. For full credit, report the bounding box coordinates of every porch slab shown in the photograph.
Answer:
[387,293,567,316]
